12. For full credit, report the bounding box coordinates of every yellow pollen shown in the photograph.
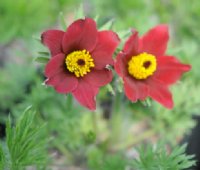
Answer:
[65,50,95,77]
[128,52,157,79]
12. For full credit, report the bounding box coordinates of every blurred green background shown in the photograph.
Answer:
[0,0,200,169]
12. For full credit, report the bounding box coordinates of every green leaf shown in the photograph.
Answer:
[87,148,128,170]
[32,35,41,42]
[116,78,123,93]
[0,144,5,169]
[131,143,196,170]
[38,51,50,56]
[106,84,115,95]
[117,29,130,40]
[59,12,67,30]
[99,19,115,30]
[34,56,49,64]
[94,15,99,23]
[140,98,151,107]
[4,107,47,169]
[74,4,85,20]
[84,130,96,144]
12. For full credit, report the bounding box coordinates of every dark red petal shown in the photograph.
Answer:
[123,30,139,58]
[46,72,78,94]
[62,18,98,54]
[124,77,148,102]
[91,31,120,69]
[114,52,128,77]
[139,25,169,56]
[45,53,65,77]
[72,79,99,110]
[41,30,64,56]
[84,69,113,87]
[147,78,173,109]
[154,56,191,85]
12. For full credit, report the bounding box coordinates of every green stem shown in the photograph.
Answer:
[91,111,98,138]
[113,91,121,114]
[109,91,122,146]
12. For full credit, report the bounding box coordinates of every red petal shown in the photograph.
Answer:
[46,72,78,94]
[139,25,169,56]
[84,69,113,87]
[62,18,98,54]
[45,70,65,86]
[41,30,64,56]
[124,77,148,102]
[45,53,65,77]
[91,31,120,69]
[72,79,99,110]
[123,30,139,59]
[114,52,128,77]
[154,56,191,85]
[147,78,173,109]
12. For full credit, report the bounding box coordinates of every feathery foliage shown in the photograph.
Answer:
[0,107,47,170]
[87,144,195,170]
[132,144,196,170]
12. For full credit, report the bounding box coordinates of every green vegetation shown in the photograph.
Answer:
[0,107,47,169]
[0,0,200,169]
[87,144,195,170]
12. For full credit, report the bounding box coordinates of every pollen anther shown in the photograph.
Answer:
[65,50,95,77]
[128,52,157,79]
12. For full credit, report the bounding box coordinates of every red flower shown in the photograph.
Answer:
[115,25,191,109]
[41,18,120,110]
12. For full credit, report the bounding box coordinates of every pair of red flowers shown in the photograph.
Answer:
[42,18,191,110]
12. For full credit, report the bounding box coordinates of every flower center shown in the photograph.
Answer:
[65,50,95,77]
[128,52,157,79]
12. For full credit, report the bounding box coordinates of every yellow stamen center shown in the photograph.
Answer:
[65,50,95,77]
[128,52,157,79]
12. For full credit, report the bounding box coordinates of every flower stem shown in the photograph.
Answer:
[91,111,98,138]
[109,91,123,147]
